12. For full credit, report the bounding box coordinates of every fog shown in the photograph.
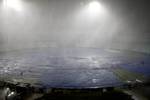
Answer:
[0,0,150,53]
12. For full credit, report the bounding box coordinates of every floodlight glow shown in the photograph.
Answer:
[88,1,101,14]
[3,0,22,11]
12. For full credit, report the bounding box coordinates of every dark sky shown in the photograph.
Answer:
[105,0,150,33]
[0,0,150,53]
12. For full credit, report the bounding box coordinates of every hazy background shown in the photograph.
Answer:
[0,0,150,53]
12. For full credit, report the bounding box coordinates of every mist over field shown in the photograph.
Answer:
[0,0,150,53]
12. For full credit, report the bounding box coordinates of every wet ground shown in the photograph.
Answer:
[0,47,150,99]
[0,47,149,88]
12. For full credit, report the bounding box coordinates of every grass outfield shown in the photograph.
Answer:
[112,68,147,84]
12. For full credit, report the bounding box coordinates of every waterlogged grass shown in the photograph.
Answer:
[112,68,146,82]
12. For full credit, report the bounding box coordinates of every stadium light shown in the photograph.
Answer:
[3,0,22,11]
[80,0,107,19]
[88,1,102,14]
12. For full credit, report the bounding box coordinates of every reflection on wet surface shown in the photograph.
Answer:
[0,48,150,88]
